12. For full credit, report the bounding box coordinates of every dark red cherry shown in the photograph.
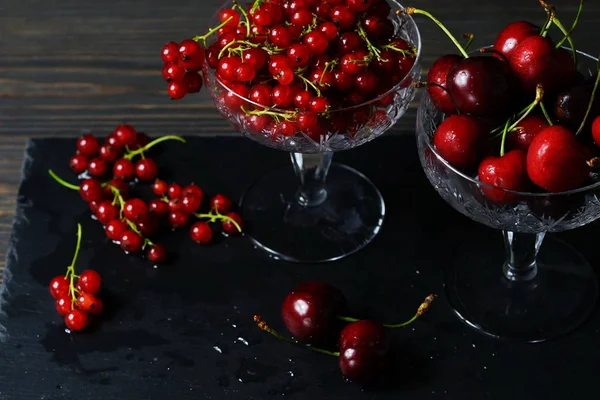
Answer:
[432,115,488,171]
[553,76,600,132]
[426,54,461,114]
[506,115,548,151]
[478,150,531,204]
[526,126,589,192]
[593,117,600,148]
[446,56,510,117]
[281,281,346,342]
[338,320,390,383]
[493,21,540,59]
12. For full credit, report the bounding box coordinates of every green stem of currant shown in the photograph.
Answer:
[232,1,251,38]
[381,44,417,58]
[251,0,265,13]
[319,60,338,86]
[107,184,154,248]
[337,294,436,328]
[48,170,79,191]
[555,0,584,49]
[66,223,83,306]
[193,16,234,45]
[242,106,296,123]
[356,22,386,61]
[298,74,322,97]
[575,59,600,136]
[400,7,469,59]
[254,315,340,357]
[194,210,243,232]
[124,135,185,160]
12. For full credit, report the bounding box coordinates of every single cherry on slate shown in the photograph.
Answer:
[281,281,346,342]
[478,149,531,205]
[492,20,540,59]
[432,114,488,171]
[338,320,390,383]
[426,54,461,114]
[506,115,549,151]
[526,126,590,193]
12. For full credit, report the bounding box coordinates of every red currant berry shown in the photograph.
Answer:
[220,8,241,27]
[113,124,137,147]
[337,32,362,54]
[210,194,233,213]
[168,81,187,99]
[333,69,354,91]
[161,41,180,63]
[354,70,379,94]
[152,179,168,196]
[56,296,72,316]
[88,298,104,315]
[124,198,148,222]
[222,212,244,234]
[137,216,159,237]
[106,132,122,149]
[291,8,313,27]
[341,50,369,75]
[347,0,373,12]
[294,90,313,109]
[168,183,183,199]
[76,292,101,312]
[104,178,129,199]
[149,199,169,218]
[274,67,295,85]
[89,200,101,213]
[249,5,275,27]
[168,197,184,212]
[181,195,202,214]
[120,230,143,253]
[96,200,119,224]
[182,184,203,201]
[87,157,108,177]
[303,31,329,55]
[273,120,297,137]
[162,62,186,82]
[246,114,273,134]
[243,48,268,70]
[147,243,168,263]
[269,25,293,48]
[318,22,339,41]
[179,39,205,72]
[235,63,256,82]
[331,6,356,29]
[76,134,100,157]
[106,219,128,241]
[99,144,119,162]
[297,111,320,133]
[77,270,102,296]
[310,68,334,90]
[79,178,104,203]
[249,83,273,107]
[184,72,203,93]
[190,222,213,244]
[135,159,158,181]
[223,82,250,112]
[65,309,89,331]
[168,210,189,228]
[113,159,135,181]
[272,84,295,108]
[268,54,292,74]
[309,97,330,113]
[218,56,243,81]
[315,2,332,19]
[49,276,70,299]
[250,25,269,43]
[69,154,88,174]
[287,44,311,68]
[218,32,238,49]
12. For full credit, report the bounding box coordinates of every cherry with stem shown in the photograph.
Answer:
[539,0,577,65]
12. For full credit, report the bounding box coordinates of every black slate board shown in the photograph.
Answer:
[1,136,600,400]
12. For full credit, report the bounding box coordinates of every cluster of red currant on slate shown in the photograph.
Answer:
[48,224,103,331]
[412,0,599,203]
[160,0,418,141]
[254,281,435,383]
[49,125,243,265]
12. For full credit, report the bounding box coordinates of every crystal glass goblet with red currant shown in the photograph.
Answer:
[413,2,600,342]
[175,0,422,263]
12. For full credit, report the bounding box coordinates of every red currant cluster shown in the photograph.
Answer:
[161,40,204,99]
[255,281,435,384]
[48,224,103,331]
[50,125,243,265]
[161,0,418,140]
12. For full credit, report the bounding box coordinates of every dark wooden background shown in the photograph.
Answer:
[0,0,596,277]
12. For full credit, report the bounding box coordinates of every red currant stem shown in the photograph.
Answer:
[253,315,340,357]
[301,16,318,36]
[462,33,475,50]
[66,223,84,305]
[124,135,185,160]
[193,16,234,45]
[48,169,79,191]
[297,74,321,97]
[555,0,583,49]
[194,210,242,232]
[356,22,385,61]
[242,106,296,122]
[319,60,338,85]
[250,0,265,13]
[106,184,126,218]
[232,0,251,37]
[575,59,600,136]
[337,294,436,328]
[499,120,511,157]
[381,44,416,58]
[400,8,468,58]
[539,102,554,126]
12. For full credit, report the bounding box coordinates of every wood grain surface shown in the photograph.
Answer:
[0,0,597,278]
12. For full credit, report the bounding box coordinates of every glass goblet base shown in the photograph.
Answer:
[240,163,385,263]
[445,234,598,343]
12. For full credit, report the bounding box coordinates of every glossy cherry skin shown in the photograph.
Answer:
[426,54,461,114]
[446,56,510,117]
[554,76,600,132]
[526,126,589,193]
[506,115,549,151]
[593,116,600,147]
[432,115,488,171]
[281,281,345,342]
[478,150,531,204]
[493,21,540,59]
[338,320,390,383]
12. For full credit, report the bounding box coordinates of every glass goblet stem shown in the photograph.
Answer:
[502,230,546,282]
[290,151,333,207]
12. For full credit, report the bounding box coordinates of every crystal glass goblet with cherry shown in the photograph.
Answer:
[412,2,600,342]
[160,0,422,262]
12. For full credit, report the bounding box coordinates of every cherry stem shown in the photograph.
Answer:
[356,22,385,61]
[337,294,436,328]
[194,210,243,232]
[124,135,185,160]
[539,5,554,37]
[253,315,340,357]
[499,120,511,157]
[232,1,251,38]
[463,33,475,50]
[399,7,469,59]
[539,1,577,65]
[251,0,264,13]
[48,169,79,191]
[193,16,234,45]
[539,101,554,126]
[575,58,600,136]
[479,47,509,64]
[555,0,583,49]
